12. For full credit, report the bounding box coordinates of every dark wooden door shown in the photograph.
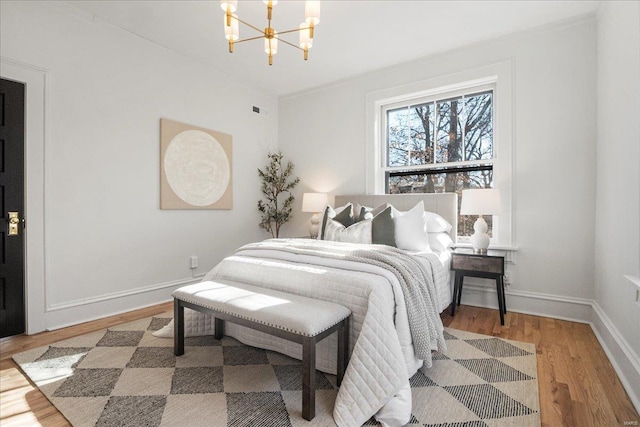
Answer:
[0,78,25,338]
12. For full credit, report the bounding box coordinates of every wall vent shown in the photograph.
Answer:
[252,105,269,118]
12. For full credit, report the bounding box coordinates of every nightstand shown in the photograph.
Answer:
[450,248,507,325]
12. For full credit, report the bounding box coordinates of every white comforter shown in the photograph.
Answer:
[155,239,447,426]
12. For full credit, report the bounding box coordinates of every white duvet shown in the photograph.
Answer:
[155,239,449,426]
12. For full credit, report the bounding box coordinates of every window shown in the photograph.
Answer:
[382,85,495,238]
[366,64,514,247]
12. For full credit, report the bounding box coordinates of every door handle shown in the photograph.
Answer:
[8,211,20,236]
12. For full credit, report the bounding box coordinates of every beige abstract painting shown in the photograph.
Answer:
[160,118,233,210]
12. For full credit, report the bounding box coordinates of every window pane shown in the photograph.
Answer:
[436,96,463,163]
[409,103,434,165]
[387,107,410,167]
[387,168,493,237]
[464,91,493,161]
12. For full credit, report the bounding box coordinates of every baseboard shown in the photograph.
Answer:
[460,284,640,413]
[42,275,204,331]
[459,283,594,323]
[47,275,205,311]
[590,302,640,412]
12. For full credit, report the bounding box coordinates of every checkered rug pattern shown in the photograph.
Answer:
[13,312,540,427]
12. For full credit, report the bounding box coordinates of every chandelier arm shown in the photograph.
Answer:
[232,16,265,34]
[276,27,312,36]
[278,38,304,51]
[234,35,268,44]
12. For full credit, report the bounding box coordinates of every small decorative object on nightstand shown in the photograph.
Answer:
[450,248,507,325]
[460,188,501,254]
[301,192,328,238]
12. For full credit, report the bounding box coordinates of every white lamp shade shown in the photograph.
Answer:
[299,23,313,49]
[305,1,320,25]
[220,0,237,12]
[460,188,501,215]
[224,14,239,41]
[301,193,328,213]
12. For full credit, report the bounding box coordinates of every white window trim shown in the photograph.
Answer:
[365,60,515,248]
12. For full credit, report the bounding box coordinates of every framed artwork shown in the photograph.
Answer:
[160,118,233,210]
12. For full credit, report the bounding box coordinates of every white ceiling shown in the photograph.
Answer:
[65,0,600,97]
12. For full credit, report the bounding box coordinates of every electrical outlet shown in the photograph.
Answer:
[190,255,198,269]
[503,269,511,286]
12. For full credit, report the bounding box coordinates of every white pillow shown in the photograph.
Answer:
[423,211,453,233]
[428,232,454,252]
[391,201,430,251]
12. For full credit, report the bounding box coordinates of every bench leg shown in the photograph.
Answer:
[174,299,184,356]
[337,317,349,387]
[214,318,224,340]
[302,336,316,421]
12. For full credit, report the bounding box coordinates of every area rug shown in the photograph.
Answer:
[13,312,540,426]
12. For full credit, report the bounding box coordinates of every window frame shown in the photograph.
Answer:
[365,61,515,248]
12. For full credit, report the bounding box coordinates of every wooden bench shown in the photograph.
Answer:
[173,280,351,421]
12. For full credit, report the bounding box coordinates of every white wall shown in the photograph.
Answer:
[1,1,278,330]
[280,17,598,303]
[594,0,640,408]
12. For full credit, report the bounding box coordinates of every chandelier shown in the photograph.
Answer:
[220,1,320,66]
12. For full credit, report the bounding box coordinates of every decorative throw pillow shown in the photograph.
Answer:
[322,217,373,244]
[424,211,453,233]
[371,206,396,247]
[334,204,356,227]
[320,204,355,240]
[357,203,390,221]
[391,201,431,251]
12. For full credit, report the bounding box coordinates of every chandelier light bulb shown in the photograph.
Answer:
[305,1,320,25]
[264,32,278,54]
[220,0,237,13]
[299,23,313,49]
[224,14,239,41]
[263,0,278,5]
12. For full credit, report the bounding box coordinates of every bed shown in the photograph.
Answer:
[155,193,458,427]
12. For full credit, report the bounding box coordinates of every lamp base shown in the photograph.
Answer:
[309,212,322,239]
[470,216,490,254]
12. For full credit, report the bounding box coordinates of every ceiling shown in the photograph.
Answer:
[65,1,600,97]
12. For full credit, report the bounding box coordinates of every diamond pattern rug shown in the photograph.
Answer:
[13,312,540,426]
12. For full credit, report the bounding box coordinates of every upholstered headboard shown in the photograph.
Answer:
[334,193,458,242]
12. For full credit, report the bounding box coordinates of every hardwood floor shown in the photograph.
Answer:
[1,303,638,426]
[442,305,639,427]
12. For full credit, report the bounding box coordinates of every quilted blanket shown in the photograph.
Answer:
[156,239,447,426]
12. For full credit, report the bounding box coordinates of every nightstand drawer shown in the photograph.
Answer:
[452,254,504,274]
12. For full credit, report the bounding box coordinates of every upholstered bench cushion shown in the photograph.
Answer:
[172,280,351,337]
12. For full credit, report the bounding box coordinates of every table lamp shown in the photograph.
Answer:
[301,192,328,238]
[460,188,501,254]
